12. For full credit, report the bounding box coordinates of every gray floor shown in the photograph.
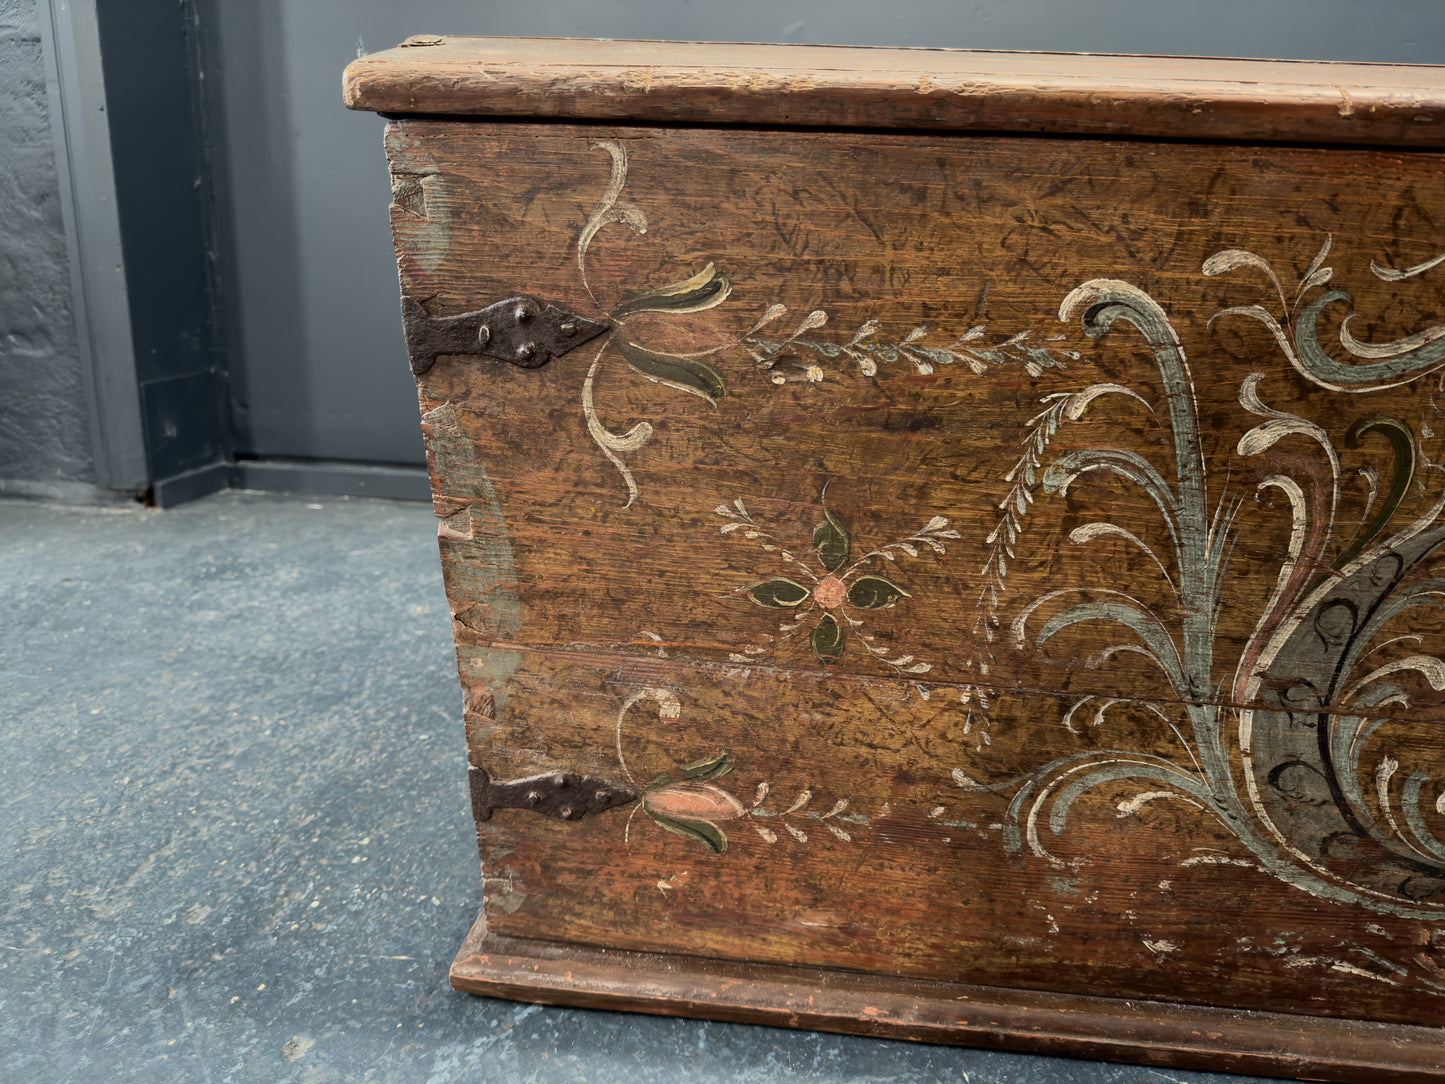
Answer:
[0,491,1269,1083]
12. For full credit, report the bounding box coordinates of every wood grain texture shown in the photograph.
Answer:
[345,37,1445,147]
[377,100,1445,1069]
[451,917,1445,1084]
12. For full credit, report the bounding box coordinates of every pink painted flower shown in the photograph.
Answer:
[639,751,743,853]
[644,782,745,823]
[813,575,847,609]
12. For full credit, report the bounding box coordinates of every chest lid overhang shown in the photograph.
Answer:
[344,36,1445,148]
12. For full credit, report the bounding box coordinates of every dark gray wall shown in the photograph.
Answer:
[210,1,429,467]
[215,0,1445,472]
[0,0,94,497]
[94,0,228,485]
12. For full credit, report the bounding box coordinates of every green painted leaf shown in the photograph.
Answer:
[811,613,845,664]
[847,575,911,610]
[615,338,726,403]
[1026,346,1060,370]
[1335,415,1416,570]
[612,262,732,317]
[680,750,734,781]
[646,810,728,853]
[813,509,850,572]
[747,578,812,608]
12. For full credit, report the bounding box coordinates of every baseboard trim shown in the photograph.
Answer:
[229,459,430,502]
[141,459,432,508]
[5,461,432,509]
[149,462,231,508]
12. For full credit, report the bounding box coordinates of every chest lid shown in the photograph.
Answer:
[344,36,1445,146]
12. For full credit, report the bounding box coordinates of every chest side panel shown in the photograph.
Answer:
[388,120,1445,1024]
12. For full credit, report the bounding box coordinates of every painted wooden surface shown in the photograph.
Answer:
[345,36,1445,147]
[375,80,1445,1070]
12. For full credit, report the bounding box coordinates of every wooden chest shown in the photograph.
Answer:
[345,39,1445,1080]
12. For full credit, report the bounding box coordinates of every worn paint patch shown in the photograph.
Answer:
[422,402,523,714]
[385,123,452,276]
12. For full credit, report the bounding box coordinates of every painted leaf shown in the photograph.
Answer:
[847,575,911,609]
[747,578,812,608]
[680,750,734,781]
[1372,250,1445,282]
[813,509,850,572]
[615,338,726,403]
[744,302,787,336]
[1335,415,1416,570]
[811,613,846,664]
[789,310,828,337]
[612,261,732,317]
[645,810,728,853]
[1033,599,1186,697]
[1200,247,1286,303]
[1026,346,1060,372]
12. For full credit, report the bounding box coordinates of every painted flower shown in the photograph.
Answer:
[813,575,847,609]
[574,141,736,506]
[639,751,744,853]
[744,509,917,667]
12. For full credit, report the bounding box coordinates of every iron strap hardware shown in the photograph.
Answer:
[402,295,609,376]
[468,765,637,823]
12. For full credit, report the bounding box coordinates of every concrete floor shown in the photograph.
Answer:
[0,491,1269,1083]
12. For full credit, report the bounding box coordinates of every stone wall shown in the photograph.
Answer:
[0,0,94,496]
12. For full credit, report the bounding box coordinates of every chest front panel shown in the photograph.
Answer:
[388,119,1445,1026]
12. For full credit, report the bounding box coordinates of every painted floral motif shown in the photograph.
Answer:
[570,143,1073,505]
[1202,234,1445,395]
[747,783,856,843]
[738,304,1077,385]
[962,381,1151,746]
[519,141,1445,954]
[635,750,746,854]
[574,142,735,508]
[717,499,957,673]
[980,244,1445,920]
[612,688,862,854]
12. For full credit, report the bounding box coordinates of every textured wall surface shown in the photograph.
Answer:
[0,0,94,493]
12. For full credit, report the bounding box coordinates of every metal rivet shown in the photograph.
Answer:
[559,322,577,338]
[514,304,532,322]
[526,790,542,806]
[559,806,576,820]
[552,773,568,788]
[477,324,491,346]
[517,342,537,362]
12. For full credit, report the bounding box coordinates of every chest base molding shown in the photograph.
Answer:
[451,916,1445,1083]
